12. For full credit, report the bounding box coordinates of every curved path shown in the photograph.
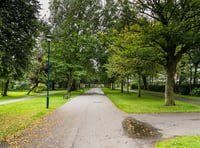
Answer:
[129,90,200,105]
[0,91,65,105]
[2,88,200,148]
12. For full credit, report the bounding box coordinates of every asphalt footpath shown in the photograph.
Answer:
[1,88,200,148]
[0,91,65,105]
[129,90,200,105]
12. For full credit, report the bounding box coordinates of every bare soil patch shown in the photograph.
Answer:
[122,117,161,139]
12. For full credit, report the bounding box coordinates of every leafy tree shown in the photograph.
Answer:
[188,47,200,88]
[49,0,105,91]
[133,0,200,105]
[26,51,47,95]
[0,0,40,96]
[105,26,162,96]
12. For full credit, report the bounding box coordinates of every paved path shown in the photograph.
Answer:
[129,90,200,105]
[2,88,200,148]
[0,91,65,105]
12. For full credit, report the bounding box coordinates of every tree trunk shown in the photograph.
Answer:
[193,63,198,88]
[127,77,129,94]
[52,81,56,90]
[138,73,141,98]
[177,74,184,94]
[121,81,124,93]
[67,77,72,93]
[71,79,77,91]
[142,75,148,90]
[189,64,193,91]
[27,83,38,95]
[165,62,177,106]
[2,79,9,96]
[111,82,114,90]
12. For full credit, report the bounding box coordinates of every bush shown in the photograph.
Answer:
[175,84,191,95]
[33,83,47,93]
[131,83,138,89]
[12,80,30,91]
[148,85,165,92]
[190,88,200,97]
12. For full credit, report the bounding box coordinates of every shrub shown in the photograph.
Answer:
[190,88,200,97]
[176,84,191,95]
[12,80,30,91]
[33,83,47,93]
[131,83,138,89]
[148,85,165,92]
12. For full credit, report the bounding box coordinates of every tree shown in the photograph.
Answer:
[49,0,105,91]
[26,51,47,95]
[105,26,162,97]
[188,47,200,88]
[0,0,40,96]
[133,0,200,105]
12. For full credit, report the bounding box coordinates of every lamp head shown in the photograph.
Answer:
[46,35,52,42]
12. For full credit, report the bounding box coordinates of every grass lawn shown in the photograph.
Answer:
[103,88,200,113]
[0,90,61,102]
[156,136,200,148]
[135,89,200,101]
[0,88,88,142]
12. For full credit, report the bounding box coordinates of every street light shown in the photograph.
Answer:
[46,35,52,109]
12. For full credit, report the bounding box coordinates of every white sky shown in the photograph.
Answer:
[39,0,50,19]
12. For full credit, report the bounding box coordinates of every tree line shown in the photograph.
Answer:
[0,0,200,106]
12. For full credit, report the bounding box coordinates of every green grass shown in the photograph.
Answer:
[135,89,200,101]
[0,91,58,102]
[0,88,88,142]
[156,136,200,148]
[103,88,200,113]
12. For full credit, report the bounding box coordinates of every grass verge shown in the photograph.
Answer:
[0,91,59,102]
[134,89,200,101]
[156,136,200,148]
[103,88,200,113]
[0,88,88,142]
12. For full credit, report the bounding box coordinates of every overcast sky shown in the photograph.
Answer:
[39,0,50,19]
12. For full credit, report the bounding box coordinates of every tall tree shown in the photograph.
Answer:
[0,0,40,95]
[105,26,162,96]
[133,0,200,105]
[49,0,103,91]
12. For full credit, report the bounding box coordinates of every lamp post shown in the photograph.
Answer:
[46,35,52,109]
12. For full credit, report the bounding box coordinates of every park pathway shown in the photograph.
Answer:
[129,90,200,105]
[2,88,200,148]
[0,91,65,105]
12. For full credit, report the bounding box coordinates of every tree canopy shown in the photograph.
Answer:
[0,0,40,95]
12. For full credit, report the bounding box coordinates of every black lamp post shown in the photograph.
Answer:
[46,35,52,109]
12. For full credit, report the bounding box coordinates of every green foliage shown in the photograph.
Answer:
[176,84,191,95]
[49,0,107,90]
[104,25,163,91]
[190,88,200,97]
[33,83,46,93]
[147,85,165,92]
[26,50,47,94]
[12,80,30,91]
[132,0,200,105]
[156,136,200,148]
[0,0,40,79]
[130,83,138,90]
